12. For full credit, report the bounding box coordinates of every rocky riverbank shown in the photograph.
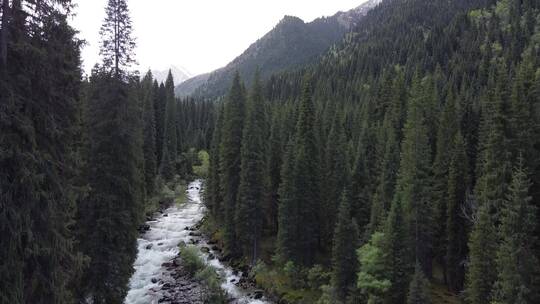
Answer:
[125,180,270,304]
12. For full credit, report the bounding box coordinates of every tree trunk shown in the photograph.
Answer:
[0,0,10,69]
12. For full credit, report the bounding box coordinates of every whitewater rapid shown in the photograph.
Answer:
[124,180,270,304]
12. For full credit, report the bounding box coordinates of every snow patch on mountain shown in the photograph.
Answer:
[152,66,193,85]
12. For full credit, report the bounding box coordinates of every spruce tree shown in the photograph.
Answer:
[432,92,458,279]
[235,72,266,263]
[206,104,224,216]
[446,132,470,292]
[141,71,157,195]
[349,153,370,235]
[219,72,246,256]
[291,77,321,266]
[160,71,177,179]
[79,0,145,301]
[395,73,434,276]
[99,0,136,77]
[492,160,540,304]
[0,2,83,302]
[407,263,431,304]
[322,116,350,249]
[475,64,512,221]
[465,204,498,304]
[331,192,360,302]
[277,141,299,263]
[382,199,412,304]
[357,232,391,303]
[265,114,284,234]
[369,114,400,235]
[155,81,166,167]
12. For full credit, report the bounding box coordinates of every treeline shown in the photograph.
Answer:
[0,0,212,303]
[205,0,540,303]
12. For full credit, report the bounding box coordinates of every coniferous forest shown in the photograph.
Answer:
[1,0,540,303]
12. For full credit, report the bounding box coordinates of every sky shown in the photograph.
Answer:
[71,0,369,76]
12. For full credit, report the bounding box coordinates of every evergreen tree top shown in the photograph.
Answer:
[99,0,136,78]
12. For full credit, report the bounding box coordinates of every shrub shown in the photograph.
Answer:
[195,266,227,303]
[180,245,205,275]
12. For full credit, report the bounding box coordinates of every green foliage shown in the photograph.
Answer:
[193,150,210,177]
[357,232,391,303]
[180,246,206,276]
[99,0,136,76]
[235,72,267,262]
[276,142,299,264]
[77,1,147,301]
[206,104,224,216]
[492,161,540,304]
[308,265,331,291]
[141,71,158,196]
[0,4,84,302]
[252,259,324,303]
[219,73,246,256]
[446,132,470,292]
[179,245,227,303]
[465,204,498,304]
[195,266,227,304]
[395,72,434,276]
[277,77,321,267]
[382,199,412,304]
[407,263,431,304]
[81,72,145,303]
[160,71,178,180]
[331,192,360,302]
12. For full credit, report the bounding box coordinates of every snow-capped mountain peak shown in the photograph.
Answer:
[151,66,192,85]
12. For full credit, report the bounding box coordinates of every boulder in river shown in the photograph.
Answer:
[138,224,150,232]
[254,290,264,299]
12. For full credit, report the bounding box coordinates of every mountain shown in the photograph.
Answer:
[152,65,192,85]
[175,0,382,98]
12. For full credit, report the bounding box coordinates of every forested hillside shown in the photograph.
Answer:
[205,0,540,303]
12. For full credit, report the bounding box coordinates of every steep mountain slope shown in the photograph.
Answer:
[175,0,381,98]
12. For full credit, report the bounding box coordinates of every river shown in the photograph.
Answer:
[124,180,270,304]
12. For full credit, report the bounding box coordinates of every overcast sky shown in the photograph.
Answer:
[71,0,369,76]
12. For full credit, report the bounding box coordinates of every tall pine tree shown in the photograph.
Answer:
[492,160,540,304]
[0,2,84,301]
[291,77,321,266]
[331,191,360,302]
[219,73,246,256]
[395,73,434,276]
[160,71,177,180]
[445,132,470,292]
[141,71,157,195]
[235,72,266,263]
[79,0,145,301]
[465,204,498,304]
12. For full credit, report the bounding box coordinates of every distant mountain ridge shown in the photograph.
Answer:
[175,0,382,98]
[152,66,192,85]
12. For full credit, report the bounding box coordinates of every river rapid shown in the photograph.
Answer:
[124,180,270,304]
